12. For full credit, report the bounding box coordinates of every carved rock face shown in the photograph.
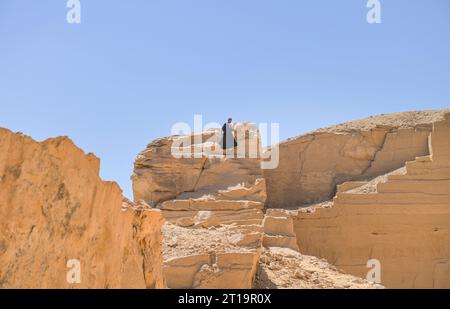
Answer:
[0,129,166,288]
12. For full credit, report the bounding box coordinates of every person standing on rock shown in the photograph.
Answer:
[222,117,238,150]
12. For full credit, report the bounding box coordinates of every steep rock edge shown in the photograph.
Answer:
[0,128,165,288]
[264,109,450,208]
[291,113,450,288]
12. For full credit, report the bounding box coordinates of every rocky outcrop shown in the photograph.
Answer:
[0,128,165,288]
[4,109,448,289]
[264,110,450,208]
[292,113,450,288]
[133,122,387,289]
[132,123,262,206]
[133,124,266,288]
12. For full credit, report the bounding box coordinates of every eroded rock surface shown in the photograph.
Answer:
[0,129,165,288]
[292,114,450,288]
[132,123,262,206]
[134,124,269,288]
[264,109,450,208]
[5,110,446,289]
[263,209,299,251]
[163,223,261,289]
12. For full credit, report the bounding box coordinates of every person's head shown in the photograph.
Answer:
[227,117,232,123]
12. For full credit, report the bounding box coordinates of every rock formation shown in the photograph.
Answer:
[2,109,448,289]
[292,113,450,288]
[0,128,165,288]
[133,123,378,289]
[132,123,265,288]
[264,110,450,208]
[263,209,299,251]
[132,123,262,206]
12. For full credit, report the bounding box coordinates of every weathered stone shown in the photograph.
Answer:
[293,115,450,288]
[0,129,165,288]
[7,110,450,290]
[264,110,449,208]
[132,123,263,206]
[254,247,383,289]
[337,181,368,193]
[263,216,296,237]
[162,223,260,289]
[263,235,299,251]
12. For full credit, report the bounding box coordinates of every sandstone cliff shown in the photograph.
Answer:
[255,247,382,289]
[264,110,450,208]
[292,113,450,288]
[132,123,262,206]
[0,128,165,288]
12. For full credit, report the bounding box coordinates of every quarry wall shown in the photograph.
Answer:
[264,110,450,208]
[292,114,450,288]
[0,128,165,288]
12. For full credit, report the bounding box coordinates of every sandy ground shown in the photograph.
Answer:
[162,223,254,260]
[254,247,383,289]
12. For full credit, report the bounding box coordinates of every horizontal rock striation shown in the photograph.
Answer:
[163,223,261,289]
[254,247,383,289]
[264,110,450,208]
[133,123,267,288]
[292,113,450,288]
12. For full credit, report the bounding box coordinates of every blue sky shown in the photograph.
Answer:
[1,0,449,198]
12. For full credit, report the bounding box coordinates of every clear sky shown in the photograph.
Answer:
[1,0,449,198]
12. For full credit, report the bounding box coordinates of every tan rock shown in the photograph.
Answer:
[175,217,195,227]
[0,128,165,288]
[262,235,299,251]
[264,109,449,208]
[293,115,450,288]
[132,123,264,206]
[228,232,263,247]
[160,198,264,211]
[193,252,261,289]
[337,181,368,193]
[254,247,383,289]
[217,178,267,203]
[263,216,296,237]
[193,211,221,228]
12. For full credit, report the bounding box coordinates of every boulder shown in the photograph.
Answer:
[132,123,263,206]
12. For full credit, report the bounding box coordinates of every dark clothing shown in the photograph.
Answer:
[222,123,237,149]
